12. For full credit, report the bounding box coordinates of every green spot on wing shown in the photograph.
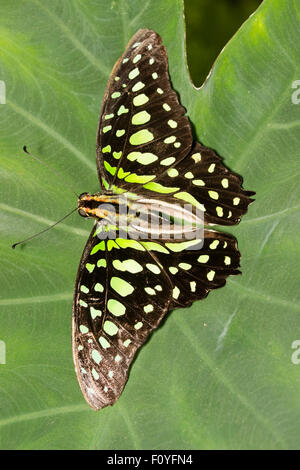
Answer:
[144,304,154,313]
[107,298,126,316]
[102,145,111,153]
[92,349,102,364]
[107,240,120,251]
[91,241,106,254]
[124,173,155,184]
[103,320,118,336]
[129,129,154,145]
[116,239,145,251]
[198,255,209,263]
[128,67,140,80]
[143,182,179,194]
[132,81,145,92]
[112,259,143,273]
[104,160,117,176]
[133,94,149,106]
[146,263,161,274]
[97,259,107,268]
[127,151,158,165]
[132,110,151,125]
[90,306,102,319]
[86,263,95,273]
[178,262,192,270]
[174,191,205,211]
[113,151,122,160]
[117,167,131,179]
[117,105,129,116]
[80,285,89,293]
[167,168,179,177]
[99,336,110,349]
[79,325,88,333]
[160,157,176,166]
[116,129,126,137]
[141,241,169,253]
[94,282,104,293]
[110,277,134,297]
[165,240,200,252]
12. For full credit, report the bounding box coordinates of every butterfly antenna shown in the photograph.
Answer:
[11,207,78,249]
[23,146,79,198]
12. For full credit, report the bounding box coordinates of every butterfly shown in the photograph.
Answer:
[72,29,254,410]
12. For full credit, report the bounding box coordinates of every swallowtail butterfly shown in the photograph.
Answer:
[73,29,254,410]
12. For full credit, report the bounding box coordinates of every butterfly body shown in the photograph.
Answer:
[78,192,128,220]
[78,190,204,240]
[72,29,254,410]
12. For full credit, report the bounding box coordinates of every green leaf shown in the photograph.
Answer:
[0,0,300,450]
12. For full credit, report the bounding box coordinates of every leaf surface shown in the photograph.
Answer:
[0,0,299,450]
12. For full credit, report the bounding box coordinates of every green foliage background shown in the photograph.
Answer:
[0,0,300,450]
[185,0,263,86]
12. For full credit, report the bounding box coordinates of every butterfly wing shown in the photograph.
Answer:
[137,141,255,226]
[72,226,241,410]
[72,226,173,410]
[96,29,193,190]
[96,29,254,223]
[140,231,241,308]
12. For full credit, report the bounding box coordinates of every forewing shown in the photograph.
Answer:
[72,226,172,410]
[96,29,193,190]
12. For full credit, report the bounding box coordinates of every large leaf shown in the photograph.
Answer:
[0,0,299,450]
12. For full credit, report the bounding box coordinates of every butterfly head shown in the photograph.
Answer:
[77,192,123,221]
